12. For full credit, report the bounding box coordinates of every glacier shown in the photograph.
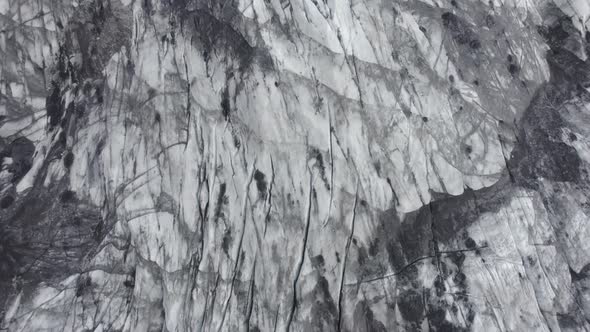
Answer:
[1,0,590,331]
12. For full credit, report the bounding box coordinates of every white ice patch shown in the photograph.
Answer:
[127,212,190,272]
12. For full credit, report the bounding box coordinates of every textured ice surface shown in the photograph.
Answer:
[2,0,590,331]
